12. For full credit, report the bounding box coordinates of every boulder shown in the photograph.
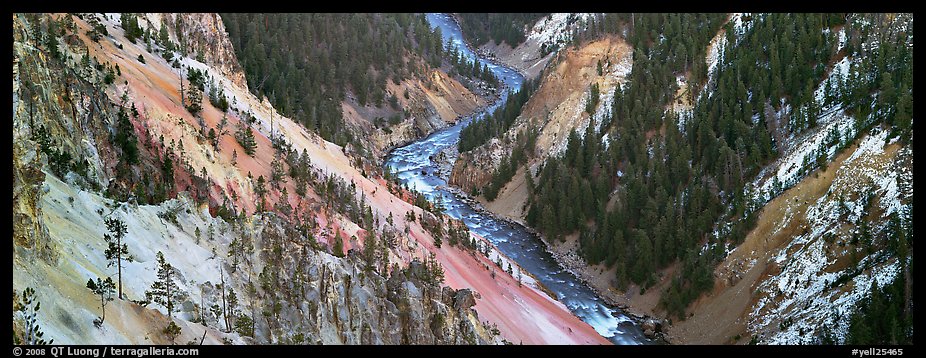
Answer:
[642,318,659,338]
[453,289,477,311]
[441,286,456,305]
[644,327,656,339]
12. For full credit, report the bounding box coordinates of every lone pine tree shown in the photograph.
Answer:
[86,276,116,327]
[103,216,130,299]
[145,251,184,318]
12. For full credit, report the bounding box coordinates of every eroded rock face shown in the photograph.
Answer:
[451,37,633,198]
[157,13,247,89]
[453,289,477,312]
[12,16,58,263]
[346,69,489,159]
[12,136,55,262]
[236,218,494,345]
[449,138,505,194]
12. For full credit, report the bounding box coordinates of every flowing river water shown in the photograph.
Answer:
[385,13,647,345]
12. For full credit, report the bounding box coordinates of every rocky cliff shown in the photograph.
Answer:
[343,67,487,158]
[151,13,247,89]
[451,35,633,214]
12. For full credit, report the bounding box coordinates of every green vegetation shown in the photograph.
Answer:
[145,251,185,318]
[458,77,538,153]
[457,13,547,48]
[86,276,116,327]
[207,78,229,112]
[85,14,108,43]
[482,126,538,201]
[845,270,913,344]
[585,83,599,115]
[234,313,254,337]
[114,105,140,165]
[234,119,257,156]
[120,13,144,44]
[521,13,912,320]
[13,287,54,345]
[32,125,86,179]
[221,14,446,147]
[844,207,913,344]
[446,44,499,86]
[162,321,182,344]
[103,216,131,300]
[527,15,732,304]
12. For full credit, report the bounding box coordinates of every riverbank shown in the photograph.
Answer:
[539,233,673,343]
[455,176,672,342]
[379,89,502,168]
[443,184,668,343]
[447,13,534,84]
[385,13,648,345]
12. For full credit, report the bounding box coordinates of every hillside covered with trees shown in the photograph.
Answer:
[221,13,447,146]
[521,13,913,324]
[456,13,547,49]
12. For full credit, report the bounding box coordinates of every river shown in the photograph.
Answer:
[385,13,647,345]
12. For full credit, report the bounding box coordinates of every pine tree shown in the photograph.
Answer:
[270,157,287,187]
[115,107,140,165]
[879,72,895,116]
[163,321,182,344]
[14,287,53,345]
[332,234,345,257]
[145,251,184,318]
[226,288,239,329]
[254,175,267,199]
[208,127,218,150]
[218,269,230,332]
[586,83,600,115]
[185,85,203,115]
[86,277,116,327]
[103,217,130,300]
[632,229,653,285]
[162,153,174,190]
[120,14,143,43]
[235,121,257,156]
[362,230,379,273]
[426,252,445,286]
[159,22,171,49]
[894,89,911,141]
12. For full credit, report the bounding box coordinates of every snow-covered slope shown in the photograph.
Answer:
[748,128,911,344]
[478,13,596,80]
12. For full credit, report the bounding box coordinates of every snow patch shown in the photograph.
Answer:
[747,127,909,344]
[705,31,727,83]
[526,13,595,53]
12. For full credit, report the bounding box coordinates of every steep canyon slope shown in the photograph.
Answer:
[459,13,913,345]
[12,13,609,345]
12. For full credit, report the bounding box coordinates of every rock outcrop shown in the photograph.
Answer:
[343,68,489,158]
[451,36,633,200]
[239,217,495,345]
[152,13,247,89]
[449,138,505,194]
